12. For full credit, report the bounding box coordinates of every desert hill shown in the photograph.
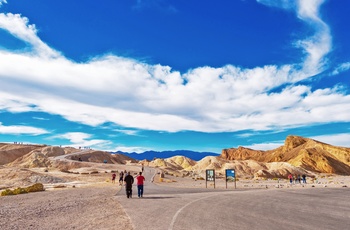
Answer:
[0,143,141,189]
[4,145,138,170]
[148,136,350,179]
[150,155,309,179]
[0,144,45,165]
[221,135,350,175]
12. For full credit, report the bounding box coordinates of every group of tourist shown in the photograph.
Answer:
[112,170,145,198]
[288,174,307,184]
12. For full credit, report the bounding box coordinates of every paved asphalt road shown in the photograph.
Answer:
[116,168,350,230]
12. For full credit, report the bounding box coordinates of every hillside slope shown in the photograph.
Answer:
[221,135,350,175]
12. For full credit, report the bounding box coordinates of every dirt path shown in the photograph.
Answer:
[0,185,132,230]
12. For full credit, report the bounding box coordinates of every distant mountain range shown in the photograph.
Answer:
[112,150,219,161]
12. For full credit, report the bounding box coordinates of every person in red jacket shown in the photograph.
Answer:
[288,174,293,184]
[136,172,145,198]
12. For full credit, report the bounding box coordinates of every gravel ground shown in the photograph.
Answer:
[0,185,132,230]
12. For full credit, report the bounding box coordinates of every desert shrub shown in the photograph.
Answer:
[25,183,45,193]
[90,171,99,174]
[198,177,205,180]
[272,178,279,181]
[1,189,15,196]
[53,185,66,189]
[1,183,44,196]
[13,187,28,195]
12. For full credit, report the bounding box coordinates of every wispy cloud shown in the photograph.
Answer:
[331,62,350,76]
[310,133,350,148]
[113,145,150,153]
[241,133,350,150]
[258,0,331,77]
[0,1,349,134]
[52,132,111,148]
[133,0,177,13]
[244,142,284,151]
[32,116,49,121]
[0,13,59,57]
[0,0,7,7]
[113,129,140,136]
[0,122,48,135]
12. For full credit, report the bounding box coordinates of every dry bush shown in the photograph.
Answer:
[13,187,28,195]
[1,189,14,196]
[53,185,67,189]
[25,183,45,193]
[1,183,44,196]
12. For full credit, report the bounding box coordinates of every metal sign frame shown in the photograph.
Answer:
[225,169,236,189]
[206,169,215,189]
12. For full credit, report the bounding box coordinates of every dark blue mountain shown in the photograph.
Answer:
[112,150,219,161]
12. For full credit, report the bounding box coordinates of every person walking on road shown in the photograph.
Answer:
[119,171,124,186]
[302,174,307,183]
[124,172,134,198]
[111,173,116,183]
[288,174,293,184]
[136,172,145,198]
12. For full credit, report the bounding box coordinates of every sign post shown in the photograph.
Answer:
[225,169,236,189]
[206,169,215,189]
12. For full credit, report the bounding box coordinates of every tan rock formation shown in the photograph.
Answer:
[0,144,44,165]
[221,135,350,175]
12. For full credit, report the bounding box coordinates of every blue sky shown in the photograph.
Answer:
[0,0,349,154]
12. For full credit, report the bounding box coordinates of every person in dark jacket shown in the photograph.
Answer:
[124,172,134,198]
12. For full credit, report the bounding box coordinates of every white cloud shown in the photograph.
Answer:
[258,0,331,77]
[238,132,350,150]
[0,0,7,7]
[0,13,59,57]
[331,62,350,76]
[112,129,140,136]
[32,116,49,121]
[244,142,284,151]
[52,132,111,148]
[113,146,150,153]
[311,133,350,148]
[0,122,48,135]
[0,1,349,133]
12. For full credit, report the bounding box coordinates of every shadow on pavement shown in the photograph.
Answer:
[138,196,176,199]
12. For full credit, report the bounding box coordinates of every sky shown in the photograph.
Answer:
[0,0,349,154]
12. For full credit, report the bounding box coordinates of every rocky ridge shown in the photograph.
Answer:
[221,135,350,175]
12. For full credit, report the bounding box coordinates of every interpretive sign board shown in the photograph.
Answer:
[225,169,236,189]
[206,169,215,188]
